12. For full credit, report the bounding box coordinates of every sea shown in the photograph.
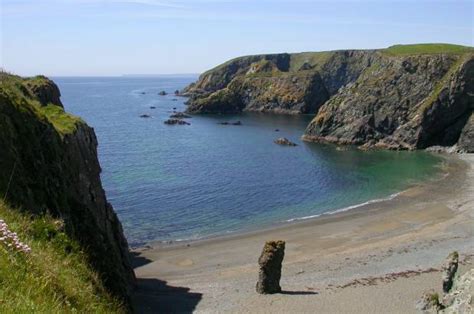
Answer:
[54,75,442,247]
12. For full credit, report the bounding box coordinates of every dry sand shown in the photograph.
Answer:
[132,154,474,313]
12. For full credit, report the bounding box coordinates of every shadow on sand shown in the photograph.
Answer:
[130,252,203,314]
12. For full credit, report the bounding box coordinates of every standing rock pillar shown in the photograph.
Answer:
[256,240,285,294]
[442,251,459,293]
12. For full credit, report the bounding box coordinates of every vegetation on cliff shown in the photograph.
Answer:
[0,201,125,312]
[0,72,135,306]
[184,44,474,151]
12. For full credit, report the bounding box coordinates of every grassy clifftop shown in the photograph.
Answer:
[0,71,82,136]
[0,72,135,306]
[0,201,125,312]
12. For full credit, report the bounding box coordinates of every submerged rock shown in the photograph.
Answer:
[442,252,459,293]
[274,137,297,146]
[256,240,285,294]
[170,112,191,119]
[218,121,242,126]
[164,118,190,125]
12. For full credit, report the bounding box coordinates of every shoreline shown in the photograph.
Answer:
[134,152,453,251]
[132,154,474,313]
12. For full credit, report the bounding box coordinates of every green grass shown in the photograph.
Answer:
[39,104,82,135]
[0,72,83,136]
[418,53,472,114]
[0,201,125,313]
[383,43,473,56]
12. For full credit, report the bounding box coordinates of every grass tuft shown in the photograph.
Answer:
[0,201,125,313]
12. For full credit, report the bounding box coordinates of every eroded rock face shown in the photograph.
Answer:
[24,75,63,107]
[441,268,474,314]
[256,240,285,294]
[184,45,473,151]
[304,54,474,151]
[0,74,135,303]
[442,252,459,293]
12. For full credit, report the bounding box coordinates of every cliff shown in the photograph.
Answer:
[0,72,135,303]
[184,44,474,151]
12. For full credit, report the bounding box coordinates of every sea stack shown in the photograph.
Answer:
[442,251,459,293]
[256,240,285,294]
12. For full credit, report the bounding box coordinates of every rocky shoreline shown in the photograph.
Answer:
[182,44,473,152]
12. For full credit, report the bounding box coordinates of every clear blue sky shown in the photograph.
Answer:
[1,0,473,76]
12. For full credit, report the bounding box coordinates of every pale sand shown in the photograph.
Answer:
[132,154,474,313]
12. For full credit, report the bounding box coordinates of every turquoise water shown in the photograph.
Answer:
[55,76,442,246]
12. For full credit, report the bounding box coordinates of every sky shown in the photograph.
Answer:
[1,0,473,76]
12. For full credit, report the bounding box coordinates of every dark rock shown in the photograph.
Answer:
[174,90,180,95]
[274,137,297,146]
[164,118,190,125]
[150,106,156,109]
[181,46,474,152]
[24,75,63,107]
[173,107,177,110]
[158,91,167,96]
[0,73,135,304]
[275,129,280,132]
[170,112,192,119]
[442,251,459,293]
[256,240,285,294]
[140,114,151,118]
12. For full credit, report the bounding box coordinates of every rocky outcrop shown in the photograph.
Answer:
[23,75,63,107]
[442,252,459,293]
[185,44,473,151]
[256,240,285,294]
[274,137,297,146]
[441,268,474,313]
[417,252,473,313]
[164,118,190,125]
[0,73,135,303]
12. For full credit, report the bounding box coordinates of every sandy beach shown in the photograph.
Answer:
[132,154,474,313]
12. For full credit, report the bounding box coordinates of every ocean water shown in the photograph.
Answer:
[55,76,442,247]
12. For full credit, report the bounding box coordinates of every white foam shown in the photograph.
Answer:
[286,192,401,222]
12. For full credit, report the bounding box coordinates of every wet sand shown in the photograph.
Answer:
[132,154,474,313]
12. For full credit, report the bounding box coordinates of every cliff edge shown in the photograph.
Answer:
[184,44,473,151]
[0,72,135,303]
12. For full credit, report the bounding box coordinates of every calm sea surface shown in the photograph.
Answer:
[55,76,442,246]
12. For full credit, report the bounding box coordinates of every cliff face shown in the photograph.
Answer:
[185,44,473,151]
[0,73,135,302]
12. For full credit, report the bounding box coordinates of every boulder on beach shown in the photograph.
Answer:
[170,112,191,119]
[274,137,297,146]
[158,91,167,96]
[164,118,190,125]
[256,240,285,294]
